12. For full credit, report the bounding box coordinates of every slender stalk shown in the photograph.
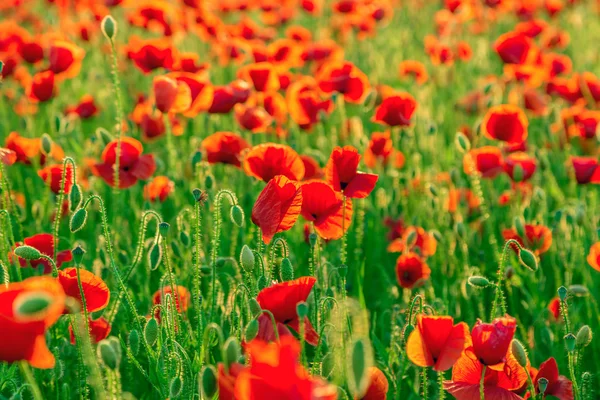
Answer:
[480,366,486,400]
[19,362,43,400]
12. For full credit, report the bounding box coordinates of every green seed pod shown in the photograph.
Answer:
[321,352,335,378]
[557,286,568,302]
[101,15,117,40]
[576,325,592,348]
[280,258,293,281]
[249,299,262,318]
[179,230,190,247]
[129,329,140,355]
[204,174,214,189]
[511,339,528,367]
[257,275,268,291]
[348,338,372,398]
[144,318,159,347]
[169,376,183,398]
[431,230,442,243]
[455,132,471,153]
[171,241,182,259]
[41,133,53,156]
[244,319,259,342]
[107,336,122,365]
[69,183,82,212]
[96,127,113,146]
[568,284,589,297]
[296,302,309,319]
[564,333,576,352]
[14,245,42,261]
[230,205,245,227]
[240,245,255,272]
[14,292,52,316]
[223,337,241,370]
[148,242,162,271]
[518,248,538,271]
[405,229,417,247]
[467,276,490,288]
[553,210,563,224]
[70,208,88,233]
[98,340,118,370]
[192,188,203,202]
[538,377,548,394]
[158,222,170,238]
[72,245,85,264]
[200,366,218,399]
[309,233,318,247]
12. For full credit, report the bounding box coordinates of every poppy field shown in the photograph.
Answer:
[1,0,600,399]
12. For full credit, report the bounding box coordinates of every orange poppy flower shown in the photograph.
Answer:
[65,94,99,119]
[27,70,56,103]
[266,38,303,69]
[243,143,305,182]
[301,154,323,180]
[546,75,582,104]
[407,315,469,371]
[515,19,548,38]
[127,37,174,74]
[5,132,63,165]
[37,163,74,195]
[167,72,213,117]
[48,40,85,79]
[57,268,110,313]
[398,60,428,85]
[286,77,333,130]
[471,316,516,367]
[174,52,208,74]
[252,175,303,244]
[300,39,344,67]
[91,137,156,189]
[234,103,273,133]
[586,242,600,272]
[456,41,472,61]
[0,148,17,166]
[571,156,600,184]
[143,176,174,202]
[201,131,250,168]
[493,31,536,65]
[152,285,190,319]
[325,146,378,199]
[256,277,319,345]
[446,188,481,214]
[502,224,552,255]
[395,252,431,289]
[388,226,437,257]
[482,105,528,145]
[14,233,72,274]
[218,362,244,400]
[208,80,251,114]
[237,62,280,93]
[543,52,572,78]
[531,357,573,399]
[152,75,192,114]
[372,93,417,127]
[361,367,389,400]
[69,317,111,344]
[316,61,370,104]
[503,152,536,181]
[364,131,404,169]
[300,181,352,240]
[0,276,66,368]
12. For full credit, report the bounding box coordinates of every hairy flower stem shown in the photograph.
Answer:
[490,239,520,320]
[52,157,76,260]
[193,199,204,334]
[107,39,124,195]
[480,365,487,399]
[19,362,44,400]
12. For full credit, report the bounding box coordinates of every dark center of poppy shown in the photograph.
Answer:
[340,181,349,190]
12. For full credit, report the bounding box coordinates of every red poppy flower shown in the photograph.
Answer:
[300,180,352,240]
[407,315,470,371]
[208,80,251,114]
[48,40,85,79]
[14,233,72,274]
[546,76,582,103]
[586,242,600,272]
[395,252,431,289]
[257,277,319,346]
[0,147,17,166]
[384,217,405,241]
[152,75,191,114]
[398,60,428,85]
[5,132,64,166]
[201,131,250,168]
[0,276,66,368]
[503,152,537,181]
[65,94,99,119]
[130,98,185,141]
[168,72,213,117]
[502,224,552,255]
[301,154,323,180]
[237,62,280,93]
[252,175,303,244]
[570,156,600,184]
[464,146,506,178]
[37,163,74,195]
[69,317,111,344]
[143,176,174,202]
[174,52,208,73]
[521,88,549,116]
[152,285,190,317]
[325,146,378,199]
[494,31,535,65]
[316,61,370,104]
[19,40,44,64]
[286,77,333,130]
[27,70,56,103]
[243,143,305,182]
[57,268,110,313]
[444,348,527,399]
[482,105,529,145]
[218,362,245,400]
[457,41,472,62]
[471,315,516,367]
[547,297,561,321]
[387,226,438,258]
[91,137,156,189]
[531,357,573,399]
[364,131,404,169]
[128,38,174,74]
[234,103,273,133]
[362,367,390,400]
[372,93,417,127]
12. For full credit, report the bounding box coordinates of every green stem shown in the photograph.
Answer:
[19,362,43,400]
[480,365,486,400]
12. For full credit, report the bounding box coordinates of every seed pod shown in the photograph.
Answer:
[98,340,118,370]
[179,231,190,247]
[200,366,217,399]
[158,222,170,238]
[296,302,309,319]
[144,317,159,347]
[223,337,241,370]
[101,15,117,40]
[405,230,417,247]
[14,245,42,261]
[309,233,317,247]
[338,264,348,279]
[538,377,548,394]
[171,241,182,259]
[41,134,53,156]
[191,151,202,169]
[230,205,245,227]
[467,276,490,288]
[204,174,214,189]
[129,329,140,355]
[280,258,293,281]
[348,338,372,398]
[169,376,183,398]
[72,245,85,264]
[557,286,568,302]
[240,245,255,272]
[148,242,162,271]
[518,248,538,271]
[244,319,259,342]
[511,339,528,367]
[192,188,203,202]
[69,183,82,211]
[576,325,592,348]
[70,208,88,233]
[564,333,576,352]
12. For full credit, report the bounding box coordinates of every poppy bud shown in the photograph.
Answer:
[14,245,42,260]
[576,325,592,348]
[101,15,117,40]
[70,208,88,233]
[249,298,261,318]
[148,243,162,271]
[557,286,568,302]
[96,127,113,146]
[72,245,85,264]
[204,174,214,189]
[338,264,348,278]
[428,123,437,135]
[565,212,574,226]
[191,151,202,169]
[192,188,204,203]
[223,337,241,370]
[240,245,255,272]
[309,233,318,247]
[230,205,244,227]
[144,317,159,347]
[405,230,417,247]
[348,338,372,398]
[456,222,466,240]
[455,132,471,153]
[169,376,182,398]
[98,339,118,370]
[431,230,442,243]
[568,284,589,297]
[158,222,170,238]
[538,377,548,394]
[428,184,438,198]
[512,164,524,183]
[200,365,217,399]
[467,276,490,288]
[171,241,182,259]
[553,210,563,224]
[518,248,538,271]
[41,133,53,156]
[296,302,309,319]
[280,258,293,281]
[69,183,82,212]
[244,319,259,342]
[257,275,268,291]
[14,292,52,316]
[511,339,528,367]
[564,333,576,352]
[179,231,190,247]
[450,168,460,185]
[129,329,140,355]
[514,217,525,238]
